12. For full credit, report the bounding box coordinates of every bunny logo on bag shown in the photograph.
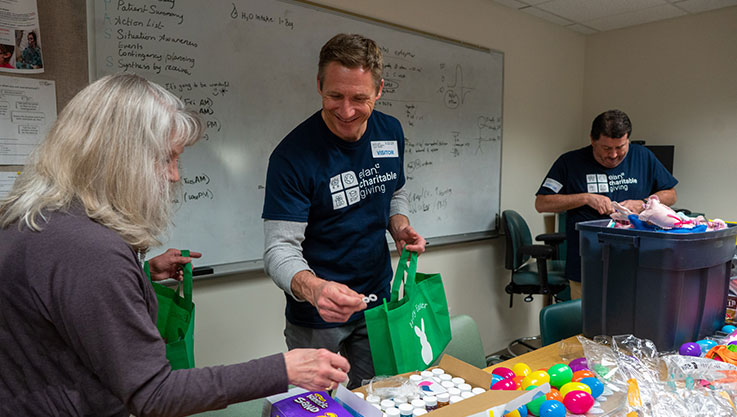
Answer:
[414,318,433,365]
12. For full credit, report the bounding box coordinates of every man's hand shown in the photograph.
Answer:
[292,272,367,322]
[284,349,350,391]
[390,221,427,254]
[586,194,614,215]
[147,248,202,281]
[618,199,646,214]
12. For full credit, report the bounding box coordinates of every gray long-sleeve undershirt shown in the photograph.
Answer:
[263,187,410,298]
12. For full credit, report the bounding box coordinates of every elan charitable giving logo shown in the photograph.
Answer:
[587,172,638,193]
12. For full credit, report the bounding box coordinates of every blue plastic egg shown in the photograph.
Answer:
[580,376,605,398]
[538,399,566,417]
[722,325,737,334]
[696,339,718,355]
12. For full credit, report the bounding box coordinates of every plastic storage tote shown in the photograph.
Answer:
[577,220,737,352]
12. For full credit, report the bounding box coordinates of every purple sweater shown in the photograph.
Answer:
[0,206,288,416]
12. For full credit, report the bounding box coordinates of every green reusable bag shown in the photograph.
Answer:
[144,249,195,370]
[365,250,451,376]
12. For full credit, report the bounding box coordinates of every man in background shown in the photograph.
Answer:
[535,109,677,299]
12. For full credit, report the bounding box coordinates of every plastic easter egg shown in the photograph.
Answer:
[521,370,550,389]
[513,375,525,390]
[538,399,566,417]
[491,378,518,391]
[580,376,605,398]
[568,357,588,372]
[491,373,505,386]
[563,390,595,414]
[545,388,563,403]
[722,325,737,334]
[571,369,595,382]
[546,363,573,388]
[493,366,516,381]
[697,339,718,354]
[559,381,591,397]
[512,362,532,377]
[592,363,610,377]
[524,386,546,416]
[504,404,528,417]
[679,342,701,357]
[728,344,737,353]
[729,341,737,347]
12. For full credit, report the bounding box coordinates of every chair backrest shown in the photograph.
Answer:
[557,211,567,260]
[502,210,533,270]
[440,315,487,368]
[539,299,582,346]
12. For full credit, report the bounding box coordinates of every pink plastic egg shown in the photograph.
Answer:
[492,366,516,381]
[563,390,595,414]
[491,378,518,391]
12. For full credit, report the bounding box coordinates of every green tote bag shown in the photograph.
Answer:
[365,250,451,376]
[144,249,196,370]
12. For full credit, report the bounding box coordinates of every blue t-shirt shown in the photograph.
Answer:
[536,144,678,282]
[262,110,406,327]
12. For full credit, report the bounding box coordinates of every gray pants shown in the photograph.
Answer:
[285,319,374,390]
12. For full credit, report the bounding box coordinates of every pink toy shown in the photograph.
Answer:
[638,195,684,229]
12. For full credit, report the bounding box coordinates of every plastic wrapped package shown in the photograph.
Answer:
[363,375,423,401]
[577,335,737,417]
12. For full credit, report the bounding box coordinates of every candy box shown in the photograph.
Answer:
[269,390,352,417]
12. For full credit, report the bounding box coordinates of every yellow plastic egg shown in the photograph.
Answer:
[512,362,532,377]
[521,370,550,389]
[559,381,592,398]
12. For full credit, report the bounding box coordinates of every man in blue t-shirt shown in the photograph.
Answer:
[535,110,678,299]
[262,34,426,389]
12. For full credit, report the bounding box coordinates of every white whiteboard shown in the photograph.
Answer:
[89,0,503,272]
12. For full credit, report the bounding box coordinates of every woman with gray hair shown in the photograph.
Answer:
[0,73,348,416]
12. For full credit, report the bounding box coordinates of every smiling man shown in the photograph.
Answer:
[535,109,678,299]
[262,33,426,389]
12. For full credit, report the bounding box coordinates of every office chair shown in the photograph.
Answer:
[439,315,487,368]
[540,299,582,346]
[501,210,569,308]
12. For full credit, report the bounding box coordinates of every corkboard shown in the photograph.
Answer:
[0,0,88,173]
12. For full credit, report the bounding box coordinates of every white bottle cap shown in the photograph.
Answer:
[471,387,486,395]
[420,370,434,378]
[381,399,396,410]
[451,377,465,385]
[409,374,423,383]
[458,383,472,392]
[411,399,426,409]
[413,409,428,416]
[367,394,381,404]
[449,395,464,404]
[423,396,437,406]
[354,392,365,399]
[393,396,407,405]
[437,392,450,402]
[448,387,461,396]
[386,408,401,417]
[461,391,474,399]
[441,381,455,389]
[439,374,452,382]
[432,368,446,375]
[398,403,414,416]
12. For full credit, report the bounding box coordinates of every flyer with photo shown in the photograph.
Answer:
[0,0,44,74]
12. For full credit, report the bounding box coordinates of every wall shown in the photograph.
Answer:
[583,6,737,219]
[192,0,586,366]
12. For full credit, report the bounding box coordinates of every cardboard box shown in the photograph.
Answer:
[349,355,548,417]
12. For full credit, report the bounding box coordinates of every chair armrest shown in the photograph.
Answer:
[535,232,566,247]
[519,244,554,259]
